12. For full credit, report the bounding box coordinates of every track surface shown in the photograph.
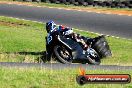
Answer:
[0,4,132,39]
[0,62,132,70]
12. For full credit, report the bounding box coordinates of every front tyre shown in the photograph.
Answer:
[54,45,73,64]
[87,48,101,65]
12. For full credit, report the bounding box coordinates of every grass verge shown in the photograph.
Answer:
[0,16,132,65]
[0,67,132,88]
[0,16,45,62]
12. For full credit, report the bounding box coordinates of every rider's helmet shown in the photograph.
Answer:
[46,21,57,33]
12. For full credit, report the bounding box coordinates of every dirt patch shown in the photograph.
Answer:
[64,7,132,16]
[0,1,132,16]
[0,20,30,27]
[0,53,42,63]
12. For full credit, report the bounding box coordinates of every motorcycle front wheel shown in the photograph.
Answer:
[87,48,101,65]
[54,45,73,64]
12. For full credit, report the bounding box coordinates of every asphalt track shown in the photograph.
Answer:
[0,4,132,39]
[0,62,132,70]
[0,4,132,69]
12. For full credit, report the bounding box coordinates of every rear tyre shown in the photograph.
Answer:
[65,2,70,5]
[54,45,73,64]
[83,2,88,6]
[55,0,60,4]
[74,2,79,6]
[69,0,75,4]
[49,0,56,3]
[92,35,112,58]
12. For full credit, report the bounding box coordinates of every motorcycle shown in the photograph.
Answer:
[45,31,112,65]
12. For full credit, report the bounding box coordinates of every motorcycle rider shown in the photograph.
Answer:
[46,21,93,50]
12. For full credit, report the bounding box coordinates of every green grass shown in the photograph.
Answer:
[0,16,46,62]
[0,16,132,65]
[0,22,45,52]
[0,67,132,88]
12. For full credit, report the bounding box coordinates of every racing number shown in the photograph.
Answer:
[47,35,52,44]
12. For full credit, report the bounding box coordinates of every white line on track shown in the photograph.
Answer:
[77,10,82,11]
[65,9,71,11]
[58,8,62,9]
[87,11,92,12]
[128,14,132,16]
[37,6,42,8]
[118,14,123,16]
[106,12,112,15]
[96,12,101,13]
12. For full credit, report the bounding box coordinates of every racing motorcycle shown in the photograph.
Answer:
[45,31,112,65]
